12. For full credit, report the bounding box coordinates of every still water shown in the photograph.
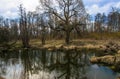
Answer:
[0,49,119,79]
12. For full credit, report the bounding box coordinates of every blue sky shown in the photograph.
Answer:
[0,0,120,19]
[84,0,120,16]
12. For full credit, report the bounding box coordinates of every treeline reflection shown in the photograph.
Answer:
[0,49,95,79]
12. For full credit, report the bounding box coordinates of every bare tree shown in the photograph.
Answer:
[0,18,10,44]
[35,13,48,45]
[107,8,120,32]
[19,5,30,48]
[94,13,102,33]
[10,19,19,40]
[39,0,86,44]
[27,11,40,39]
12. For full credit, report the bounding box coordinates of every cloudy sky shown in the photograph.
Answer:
[0,0,120,19]
[84,0,120,16]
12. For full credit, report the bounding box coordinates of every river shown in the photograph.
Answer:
[0,49,119,79]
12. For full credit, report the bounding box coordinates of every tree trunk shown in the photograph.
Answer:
[41,31,46,45]
[65,31,70,45]
[21,30,30,48]
[41,36,45,45]
[22,37,29,48]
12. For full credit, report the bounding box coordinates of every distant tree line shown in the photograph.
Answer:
[94,8,120,33]
[0,0,120,48]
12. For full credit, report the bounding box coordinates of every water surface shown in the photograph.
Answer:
[0,49,119,79]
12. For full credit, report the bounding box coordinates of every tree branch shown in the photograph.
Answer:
[52,11,65,22]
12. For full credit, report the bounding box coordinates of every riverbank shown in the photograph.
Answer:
[14,39,120,72]
[28,39,120,52]
[1,39,120,74]
[87,40,120,72]
[1,39,120,52]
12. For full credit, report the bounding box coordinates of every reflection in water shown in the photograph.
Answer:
[0,49,118,79]
[86,65,116,79]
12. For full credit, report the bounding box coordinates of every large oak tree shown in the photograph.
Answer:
[39,0,86,44]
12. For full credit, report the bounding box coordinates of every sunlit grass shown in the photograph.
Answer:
[13,32,120,50]
[16,39,118,47]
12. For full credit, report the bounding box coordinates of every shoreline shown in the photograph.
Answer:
[1,39,120,72]
[1,39,120,52]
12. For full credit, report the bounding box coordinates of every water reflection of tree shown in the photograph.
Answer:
[21,50,31,79]
[21,49,90,79]
[0,52,7,76]
[0,49,90,79]
[20,49,48,79]
[0,51,21,78]
[46,50,90,79]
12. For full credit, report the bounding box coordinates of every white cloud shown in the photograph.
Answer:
[0,0,40,19]
[86,1,120,16]
[84,0,102,3]
[83,0,103,6]
[0,0,120,19]
[21,0,39,12]
[115,1,120,8]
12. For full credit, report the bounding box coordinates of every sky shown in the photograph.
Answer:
[84,0,120,16]
[0,0,120,19]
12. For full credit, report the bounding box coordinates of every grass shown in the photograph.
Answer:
[12,38,120,51]
[84,32,120,40]
[7,32,120,50]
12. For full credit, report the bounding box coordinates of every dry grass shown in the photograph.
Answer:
[83,32,120,40]
[14,39,120,50]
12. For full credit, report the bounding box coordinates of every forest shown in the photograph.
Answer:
[0,0,120,48]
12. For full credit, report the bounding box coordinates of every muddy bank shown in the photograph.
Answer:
[89,42,120,71]
[90,54,120,71]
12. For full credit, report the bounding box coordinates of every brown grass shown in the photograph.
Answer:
[11,31,120,49]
